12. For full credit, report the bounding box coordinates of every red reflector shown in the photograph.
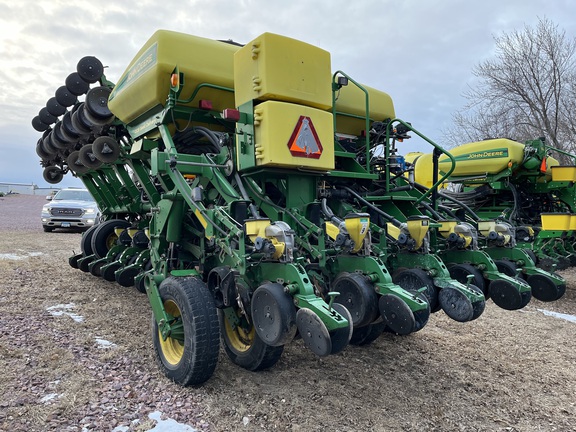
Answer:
[222,108,240,122]
[199,100,213,110]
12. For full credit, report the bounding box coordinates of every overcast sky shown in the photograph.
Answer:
[2,0,576,188]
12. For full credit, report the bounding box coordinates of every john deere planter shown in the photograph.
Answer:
[35,30,571,386]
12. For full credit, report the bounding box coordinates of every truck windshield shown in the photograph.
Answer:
[53,190,94,201]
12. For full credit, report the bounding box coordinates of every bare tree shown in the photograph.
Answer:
[445,18,576,160]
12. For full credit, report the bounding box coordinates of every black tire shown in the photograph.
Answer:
[43,226,54,232]
[71,109,92,134]
[152,277,220,386]
[90,219,130,259]
[92,136,121,163]
[36,140,53,161]
[219,308,284,371]
[393,268,439,312]
[449,263,487,296]
[80,225,99,256]
[78,144,103,169]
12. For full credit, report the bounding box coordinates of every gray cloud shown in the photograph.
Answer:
[2,0,576,186]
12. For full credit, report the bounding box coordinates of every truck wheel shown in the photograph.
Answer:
[219,308,283,371]
[152,277,220,386]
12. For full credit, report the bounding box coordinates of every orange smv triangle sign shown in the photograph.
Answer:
[287,116,323,159]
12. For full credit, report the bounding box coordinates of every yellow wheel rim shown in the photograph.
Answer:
[223,312,255,353]
[158,300,185,366]
[105,233,119,251]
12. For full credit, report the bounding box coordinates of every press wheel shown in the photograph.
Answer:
[449,263,487,296]
[152,277,220,386]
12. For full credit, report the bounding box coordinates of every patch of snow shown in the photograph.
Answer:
[40,393,59,403]
[0,251,44,260]
[46,303,84,323]
[537,308,576,324]
[111,427,129,432]
[147,411,197,432]
[95,337,117,349]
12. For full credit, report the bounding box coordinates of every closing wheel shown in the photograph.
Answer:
[449,264,487,296]
[378,294,416,335]
[438,287,474,322]
[349,320,386,346]
[67,151,90,175]
[332,272,379,328]
[46,97,66,117]
[90,219,131,258]
[92,136,121,163]
[251,282,297,347]
[220,307,284,371]
[296,308,332,357]
[152,277,220,386]
[329,303,352,355]
[488,279,524,310]
[393,268,440,312]
[43,166,64,184]
[78,144,103,169]
[527,274,561,302]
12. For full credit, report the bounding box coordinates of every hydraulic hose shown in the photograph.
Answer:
[343,186,403,227]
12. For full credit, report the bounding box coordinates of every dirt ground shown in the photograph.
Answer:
[1,194,575,432]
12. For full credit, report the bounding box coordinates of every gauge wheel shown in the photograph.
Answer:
[449,263,487,296]
[152,276,220,386]
[90,219,130,259]
[220,306,284,371]
[393,268,439,312]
